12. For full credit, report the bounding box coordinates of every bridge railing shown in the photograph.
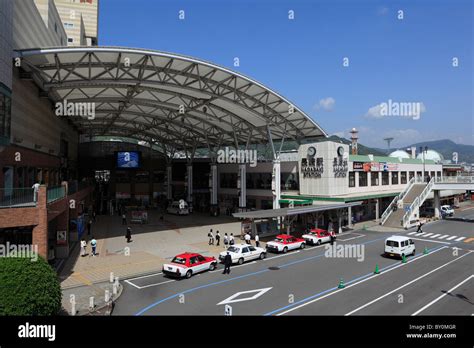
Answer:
[402,177,435,228]
[435,176,474,184]
[380,176,416,225]
[0,188,36,208]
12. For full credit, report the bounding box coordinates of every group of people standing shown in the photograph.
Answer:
[207,229,260,248]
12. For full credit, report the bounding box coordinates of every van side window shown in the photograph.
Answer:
[386,240,399,247]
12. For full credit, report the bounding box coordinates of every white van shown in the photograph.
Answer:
[166,200,189,215]
[384,235,415,259]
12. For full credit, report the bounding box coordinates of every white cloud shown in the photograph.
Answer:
[314,97,335,111]
[331,131,345,138]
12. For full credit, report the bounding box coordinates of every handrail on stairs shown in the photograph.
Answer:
[380,176,416,225]
[402,177,435,228]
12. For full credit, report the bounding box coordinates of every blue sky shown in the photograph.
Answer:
[99,0,473,148]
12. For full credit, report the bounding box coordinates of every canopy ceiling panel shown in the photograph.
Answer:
[15,46,327,153]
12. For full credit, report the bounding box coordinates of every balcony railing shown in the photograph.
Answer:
[0,188,36,208]
[47,185,66,203]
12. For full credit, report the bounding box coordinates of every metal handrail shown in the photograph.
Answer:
[380,176,415,225]
[0,188,36,208]
[402,177,435,227]
[47,185,66,203]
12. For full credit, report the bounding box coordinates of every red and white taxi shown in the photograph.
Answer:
[162,252,217,279]
[302,228,334,246]
[265,234,305,253]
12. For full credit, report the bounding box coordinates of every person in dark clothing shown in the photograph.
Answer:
[416,221,423,233]
[330,231,335,245]
[223,252,232,275]
[87,219,92,236]
[126,227,132,243]
[215,231,221,246]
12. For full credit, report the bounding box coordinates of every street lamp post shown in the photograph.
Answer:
[420,146,428,182]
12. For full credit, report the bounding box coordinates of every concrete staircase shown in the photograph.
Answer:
[382,183,427,228]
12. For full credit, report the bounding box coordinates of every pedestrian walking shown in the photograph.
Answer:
[126,226,132,243]
[330,231,335,245]
[223,233,229,249]
[215,231,221,246]
[87,219,92,236]
[244,232,251,245]
[222,251,232,275]
[90,237,97,257]
[122,213,127,225]
[208,230,214,245]
[229,233,235,246]
[255,234,260,248]
[416,220,423,233]
[80,239,87,257]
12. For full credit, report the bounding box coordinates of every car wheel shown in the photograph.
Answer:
[316,240,321,246]
[300,243,306,249]
[259,253,266,260]
[412,249,416,256]
[185,270,192,279]
[283,247,288,253]
[209,263,216,271]
[238,257,244,265]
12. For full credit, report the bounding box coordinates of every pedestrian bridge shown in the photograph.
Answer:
[381,176,473,229]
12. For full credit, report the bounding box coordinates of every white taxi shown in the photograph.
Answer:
[219,244,266,265]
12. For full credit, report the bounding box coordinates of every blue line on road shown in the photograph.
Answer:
[263,245,446,316]
[134,234,389,315]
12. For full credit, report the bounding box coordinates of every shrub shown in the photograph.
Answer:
[0,256,62,315]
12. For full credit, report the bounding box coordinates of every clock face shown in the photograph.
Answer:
[307,146,316,157]
[337,146,344,156]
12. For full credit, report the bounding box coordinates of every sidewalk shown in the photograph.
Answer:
[59,212,243,289]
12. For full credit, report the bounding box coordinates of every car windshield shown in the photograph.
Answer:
[171,257,187,264]
[227,246,239,253]
[274,238,285,243]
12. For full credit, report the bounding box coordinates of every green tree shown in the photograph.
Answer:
[0,256,62,315]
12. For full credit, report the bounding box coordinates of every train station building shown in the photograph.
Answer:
[0,0,469,263]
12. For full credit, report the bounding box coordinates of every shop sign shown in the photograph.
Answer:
[353,162,364,171]
[57,230,67,245]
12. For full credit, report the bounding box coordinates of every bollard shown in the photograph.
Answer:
[374,264,380,274]
[338,278,345,289]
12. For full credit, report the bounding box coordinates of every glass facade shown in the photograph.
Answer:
[0,84,12,144]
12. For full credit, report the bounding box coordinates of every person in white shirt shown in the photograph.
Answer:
[255,234,260,248]
[32,182,40,202]
[229,233,235,245]
[80,239,87,257]
[244,232,251,245]
[223,233,229,249]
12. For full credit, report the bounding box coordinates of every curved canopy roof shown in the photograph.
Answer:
[15,47,326,154]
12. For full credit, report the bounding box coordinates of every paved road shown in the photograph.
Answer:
[114,218,474,316]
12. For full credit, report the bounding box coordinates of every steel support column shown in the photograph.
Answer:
[210,163,218,206]
[375,198,380,222]
[186,163,193,210]
[238,164,246,211]
[272,159,281,210]
[434,190,441,218]
[166,164,172,200]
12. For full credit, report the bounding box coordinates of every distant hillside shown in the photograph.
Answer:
[374,139,474,163]
[322,135,386,156]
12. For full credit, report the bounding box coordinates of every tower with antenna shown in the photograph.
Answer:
[383,137,394,151]
[350,128,359,155]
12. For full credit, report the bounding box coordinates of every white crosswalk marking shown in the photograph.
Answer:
[437,235,450,240]
[455,237,466,242]
[408,232,417,235]
[423,233,433,237]
[429,234,441,238]
[446,236,458,241]
[415,232,426,236]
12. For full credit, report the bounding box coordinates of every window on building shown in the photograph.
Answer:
[437,171,441,178]
[382,172,389,185]
[67,37,74,43]
[430,171,435,178]
[359,172,368,187]
[371,172,379,186]
[409,171,415,180]
[391,172,399,185]
[64,22,74,29]
[349,172,355,187]
[417,171,422,179]
[401,171,407,184]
